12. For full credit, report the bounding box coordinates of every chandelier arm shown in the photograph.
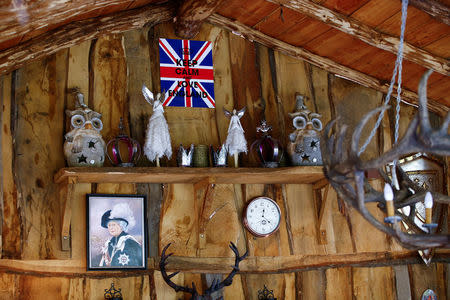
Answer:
[321,70,450,249]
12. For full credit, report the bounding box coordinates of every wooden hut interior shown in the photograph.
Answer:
[0,0,448,299]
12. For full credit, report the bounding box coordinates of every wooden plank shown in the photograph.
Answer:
[298,270,326,300]
[228,33,262,167]
[0,3,174,77]
[393,265,412,300]
[216,0,279,27]
[286,184,325,255]
[18,275,70,300]
[325,268,352,300]
[0,73,21,258]
[266,0,449,76]
[82,276,150,300]
[0,250,449,275]
[223,274,245,300]
[273,49,311,146]
[159,184,198,256]
[89,34,128,144]
[352,266,395,299]
[207,14,449,116]
[154,270,184,300]
[14,52,68,259]
[67,40,91,108]
[123,27,153,167]
[70,183,91,262]
[137,183,163,258]
[198,184,246,257]
[242,273,295,300]
[0,273,16,298]
[54,166,325,185]
[408,263,447,300]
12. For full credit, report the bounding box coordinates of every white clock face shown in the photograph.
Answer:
[244,197,281,237]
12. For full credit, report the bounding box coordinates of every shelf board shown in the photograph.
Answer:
[54,166,325,185]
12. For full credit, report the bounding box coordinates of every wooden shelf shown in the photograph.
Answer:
[54,166,325,185]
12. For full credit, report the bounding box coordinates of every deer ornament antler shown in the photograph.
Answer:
[160,242,248,299]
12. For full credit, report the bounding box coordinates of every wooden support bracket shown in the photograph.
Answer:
[313,183,330,245]
[60,176,77,251]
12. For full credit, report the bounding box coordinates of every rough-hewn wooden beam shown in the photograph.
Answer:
[267,0,449,76]
[0,0,159,47]
[208,14,449,116]
[0,3,174,76]
[0,250,449,276]
[175,0,225,38]
[409,0,450,25]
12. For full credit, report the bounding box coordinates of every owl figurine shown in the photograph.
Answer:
[64,90,106,167]
[287,94,323,166]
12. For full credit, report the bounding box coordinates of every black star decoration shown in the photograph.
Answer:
[78,154,87,163]
[310,140,318,148]
[88,140,96,148]
[301,154,310,162]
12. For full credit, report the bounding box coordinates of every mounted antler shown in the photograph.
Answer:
[160,242,248,299]
[321,69,450,249]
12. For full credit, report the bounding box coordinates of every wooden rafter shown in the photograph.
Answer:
[266,0,449,76]
[175,0,225,38]
[409,0,450,25]
[208,14,449,116]
[0,3,174,77]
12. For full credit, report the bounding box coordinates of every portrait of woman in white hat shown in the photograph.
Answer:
[87,194,146,270]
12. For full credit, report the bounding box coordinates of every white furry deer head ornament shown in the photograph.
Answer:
[142,85,172,167]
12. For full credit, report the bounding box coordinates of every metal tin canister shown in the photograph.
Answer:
[193,145,210,167]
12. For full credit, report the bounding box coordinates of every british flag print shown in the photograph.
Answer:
[159,38,215,108]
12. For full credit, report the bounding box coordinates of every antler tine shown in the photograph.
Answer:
[439,111,450,135]
[417,69,433,135]
[159,243,196,294]
[351,105,389,158]
[334,123,349,166]
[321,119,337,167]
[204,242,248,295]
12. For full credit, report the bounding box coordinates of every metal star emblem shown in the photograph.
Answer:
[301,154,310,162]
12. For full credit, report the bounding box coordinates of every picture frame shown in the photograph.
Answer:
[86,194,147,270]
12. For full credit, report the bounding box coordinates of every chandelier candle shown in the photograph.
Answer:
[384,183,395,217]
[424,192,433,224]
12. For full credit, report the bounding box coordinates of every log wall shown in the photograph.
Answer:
[0,22,448,299]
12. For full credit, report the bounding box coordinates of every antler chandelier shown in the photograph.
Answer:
[321,69,450,249]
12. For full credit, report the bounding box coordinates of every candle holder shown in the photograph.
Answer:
[210,144,228,167]
[258,285,277,299]
[104,282,123,300]
[177,144,194,167]
[384,216,402,224]
[250,120,283,168]
[106,118,141,167]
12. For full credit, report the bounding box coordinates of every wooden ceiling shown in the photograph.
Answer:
[0,0,448,113]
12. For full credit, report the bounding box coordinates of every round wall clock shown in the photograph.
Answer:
[243,197,281,237]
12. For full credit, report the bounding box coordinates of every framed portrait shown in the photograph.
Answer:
[86,194,147,270]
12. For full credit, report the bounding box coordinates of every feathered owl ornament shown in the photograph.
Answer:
[64,90,106,167]
[142,85,172,167]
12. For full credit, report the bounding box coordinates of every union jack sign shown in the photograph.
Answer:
[159,38,215,108]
